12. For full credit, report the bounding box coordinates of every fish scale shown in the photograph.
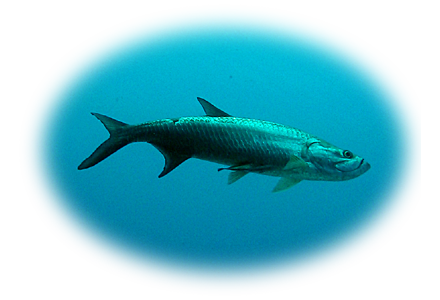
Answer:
[136,117,293,168]
[78,97,370,192]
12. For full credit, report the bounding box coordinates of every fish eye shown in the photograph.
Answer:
[343,150,354,158]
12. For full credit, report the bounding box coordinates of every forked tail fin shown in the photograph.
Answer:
[78,113,130,170]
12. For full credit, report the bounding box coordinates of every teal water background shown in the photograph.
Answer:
[46,28,403,269]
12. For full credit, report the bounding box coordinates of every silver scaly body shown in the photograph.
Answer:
[78,98,370,191]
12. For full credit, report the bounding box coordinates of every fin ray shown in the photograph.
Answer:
[227,171,248,184]
[78,113,130,170]
[283,155,308,170]
[154,146,190,178]
[92,112,128,132]
[273,177,302,192]
[197,97,232,117]
[218,163,274,173]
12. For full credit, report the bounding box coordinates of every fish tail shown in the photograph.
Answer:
[78,113,131,170]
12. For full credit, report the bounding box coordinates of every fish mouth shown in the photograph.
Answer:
[335,158,368,172]
[360,159,371,171]
[354,158,371,172]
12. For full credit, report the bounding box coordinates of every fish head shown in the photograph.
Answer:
[303,139,371,181]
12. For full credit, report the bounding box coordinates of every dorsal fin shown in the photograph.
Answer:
[197,97,232,117]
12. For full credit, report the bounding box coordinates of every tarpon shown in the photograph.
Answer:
[78,97,370,192]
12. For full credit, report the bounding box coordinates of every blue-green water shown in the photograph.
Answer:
[46,28,403,269]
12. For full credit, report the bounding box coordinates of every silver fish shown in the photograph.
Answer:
[78,97,370,192]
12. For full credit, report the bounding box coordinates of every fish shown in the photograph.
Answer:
[78,97,370,192]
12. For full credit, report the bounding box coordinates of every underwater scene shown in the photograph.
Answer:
[45,28,403,270]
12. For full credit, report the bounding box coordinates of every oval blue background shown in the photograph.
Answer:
[46,28,402,269]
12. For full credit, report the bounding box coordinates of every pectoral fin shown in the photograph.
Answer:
[283,155,308,170]
[273,177,302,192]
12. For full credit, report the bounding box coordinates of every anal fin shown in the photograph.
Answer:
[154,146,190,178]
